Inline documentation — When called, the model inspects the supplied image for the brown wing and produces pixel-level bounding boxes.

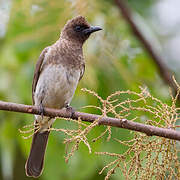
[79,62,85,81]
[32,47,49,104]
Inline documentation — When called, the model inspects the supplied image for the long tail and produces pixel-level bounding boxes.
[25,131,50,178]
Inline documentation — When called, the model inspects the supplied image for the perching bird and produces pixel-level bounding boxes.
[25,16,102,178]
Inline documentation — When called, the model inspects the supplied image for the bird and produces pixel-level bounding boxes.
[25,15,102,178]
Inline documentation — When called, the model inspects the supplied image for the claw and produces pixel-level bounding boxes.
[40,103,44,120]
[65,104,75,118]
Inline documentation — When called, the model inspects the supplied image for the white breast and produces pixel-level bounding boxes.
[34,64,80,109]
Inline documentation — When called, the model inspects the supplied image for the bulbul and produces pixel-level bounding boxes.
[25,16,102,178]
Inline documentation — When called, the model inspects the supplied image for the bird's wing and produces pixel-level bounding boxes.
[79,62,85,81]
[32,47,49,104]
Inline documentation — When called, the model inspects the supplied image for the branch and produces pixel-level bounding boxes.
[114,0,177,91]
[0,100,180,141]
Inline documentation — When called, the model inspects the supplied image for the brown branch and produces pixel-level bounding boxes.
[0,100,180,141]
[114,0,177,91]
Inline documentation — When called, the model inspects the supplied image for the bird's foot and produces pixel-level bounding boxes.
[65,105,75,119]
[39,103,44,120]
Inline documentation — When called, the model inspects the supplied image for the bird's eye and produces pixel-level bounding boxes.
[74,25,82,32]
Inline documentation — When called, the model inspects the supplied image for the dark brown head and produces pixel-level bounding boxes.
[60,16,102,44]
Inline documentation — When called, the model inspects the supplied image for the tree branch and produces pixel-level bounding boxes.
[0,100,180,141]
[114,0,177,91]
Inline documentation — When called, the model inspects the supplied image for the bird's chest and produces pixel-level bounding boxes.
[34,64,80,109]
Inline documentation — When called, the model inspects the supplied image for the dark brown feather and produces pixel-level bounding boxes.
[32,47,49,104]
[79,63,85,80]
[25,131,50,178]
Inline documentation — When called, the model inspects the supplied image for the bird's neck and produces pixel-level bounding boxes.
[52,38,84,68]
[59,37,83,49]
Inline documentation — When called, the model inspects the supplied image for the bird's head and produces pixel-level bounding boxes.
[60,16,102,44]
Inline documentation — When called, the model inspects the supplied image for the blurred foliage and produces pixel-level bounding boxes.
[0,0,179,180]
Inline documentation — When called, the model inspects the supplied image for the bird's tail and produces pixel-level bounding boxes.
[25,130,50,178]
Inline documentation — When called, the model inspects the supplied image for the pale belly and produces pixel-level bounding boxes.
[34,64,80,109]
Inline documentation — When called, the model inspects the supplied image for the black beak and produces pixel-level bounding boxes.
[83,26,102,35]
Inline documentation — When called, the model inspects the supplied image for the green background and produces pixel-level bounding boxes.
[0,0,179,179]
